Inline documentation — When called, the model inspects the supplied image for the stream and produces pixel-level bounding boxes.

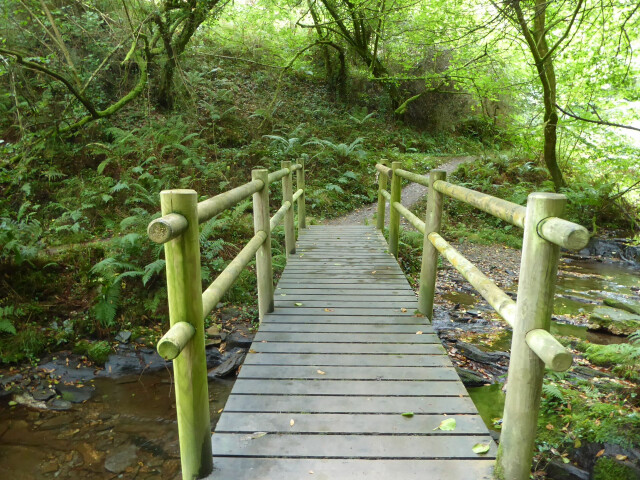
[0,256,638,478]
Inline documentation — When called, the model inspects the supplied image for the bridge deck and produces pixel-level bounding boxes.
[209,225,496,479]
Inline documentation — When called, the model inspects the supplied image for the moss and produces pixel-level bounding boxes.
[593,457,637,480]
[86,341,111,365]
[585,343,640,380]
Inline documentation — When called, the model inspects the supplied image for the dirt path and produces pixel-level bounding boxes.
[325,155,476,226]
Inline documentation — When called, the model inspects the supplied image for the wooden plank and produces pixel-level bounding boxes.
[249,342,445,354]
[215,412,487,434]
[276,280,411,286]
[244,353,450,367]
[258,324,432,334]
[236,365,458,380]
[211,433,497,458]
[263,308,417,317]
[275,289,415,296]
[230,378,465,396]
[253,332,438,343]
[206,458,495,480]
[223,394,480,414]
[274,294,418,301]
[274,300,417,308]
[260,315,426,324]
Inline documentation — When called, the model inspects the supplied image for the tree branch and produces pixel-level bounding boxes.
[555,104,640,133]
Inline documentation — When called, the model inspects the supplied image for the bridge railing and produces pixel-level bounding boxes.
[146,160,306,480]
[375,161,589,480]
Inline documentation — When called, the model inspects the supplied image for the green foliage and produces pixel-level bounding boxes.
[593,457,638,480]
[584,343,640,380]
[0,306,22,335]
[87,341,112,365]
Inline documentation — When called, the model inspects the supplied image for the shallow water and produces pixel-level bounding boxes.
[0,371,233,479]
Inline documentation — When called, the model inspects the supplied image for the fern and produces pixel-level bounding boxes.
[93,282,121,328]
[0,318,17,335]
[542,382,565,403]
[143,259,166,286]
[629,330,640,345]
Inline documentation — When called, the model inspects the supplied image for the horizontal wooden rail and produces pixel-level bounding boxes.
[393,201,425,234]
[428,232,517,326]
[270,201,291,230]
[148,180,264,243]
[395,168,429,187]
[375,163,392,178]
[381,189,391,201]
[157,321,196,360]
[538,216,589,250]
[268,164,300,184]
[526,329,573,371]
[434,180,526,227]
[292,188,303,203]
[201,231,267,318]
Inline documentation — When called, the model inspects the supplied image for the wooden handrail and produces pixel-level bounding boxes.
[148,160,306,479]
[375,165,590,480]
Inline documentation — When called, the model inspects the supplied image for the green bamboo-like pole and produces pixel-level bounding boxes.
[157,321,196,360]
[160,189,212,480]
[497,193,566,480]
[252,169,274,321]
[282,161,296,256]
[376,161,389,230]
[296,158,306,232]
[388,161,402,257]
[418,170,446,318]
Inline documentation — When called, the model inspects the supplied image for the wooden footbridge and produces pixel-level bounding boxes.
[147,160,589,480]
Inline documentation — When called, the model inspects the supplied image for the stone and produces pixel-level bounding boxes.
[32,388,56,401]
[104,443,138,474]
[115,330,132,343]
[454,341,510,365]
[47,398,72,411]
[603,297,640,316]
[207,348,246,378]
[455,367,490,387]
[588,306,640,336]
[101,355,143,377]
[206,324,221,338]
[55,384,95,403]
[545,459,589,480]
[226,331,254,349]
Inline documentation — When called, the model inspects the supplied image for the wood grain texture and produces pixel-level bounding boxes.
[208,226,495,478]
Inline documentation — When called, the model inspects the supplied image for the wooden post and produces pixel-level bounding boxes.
[282,160,296,256]
[376,160,388,230]
[160,189,212,480]
[497,193,566,480]
[388,161,402,258]
[418,170,446,319]
[296,157,306,232]
[252,169,274,321]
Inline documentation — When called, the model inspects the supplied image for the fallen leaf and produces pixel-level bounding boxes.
[290,419,295,427]
[401,412,414,417]
[472,443,491,455]
[309,471,314,475]
[596,449,605,458]
[546,424,554,431]
[8,401,17,406]
[401,308,408,313]
[433,418,457,431]
[249,432,267,439]
[324,308,334,312]
[317,370,326,375]
[295,303,303,306]
[280,294,287,296]
[416,331,423,335]
[616,454,628,461]
[249,349,257,354]
[218,408,224,413]
[371,271,377,274]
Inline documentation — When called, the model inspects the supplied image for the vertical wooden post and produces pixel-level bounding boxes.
[418,170,446,319]
[296,157,306,232]
[497,193,566,480]
[282,160,296,256]
[160,189,212,480]
[376,160,388,231]
[388,161,402,258]
[252,169,274,321]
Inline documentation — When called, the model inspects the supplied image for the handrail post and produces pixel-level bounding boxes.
[282,160,296,256]
[160,189,212,480]
[296,157,306,232]
[418,170,446,319]
[388,161,402,257]
[252,169,274,321]
[376,159,388,230]
[497,193,566,480]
